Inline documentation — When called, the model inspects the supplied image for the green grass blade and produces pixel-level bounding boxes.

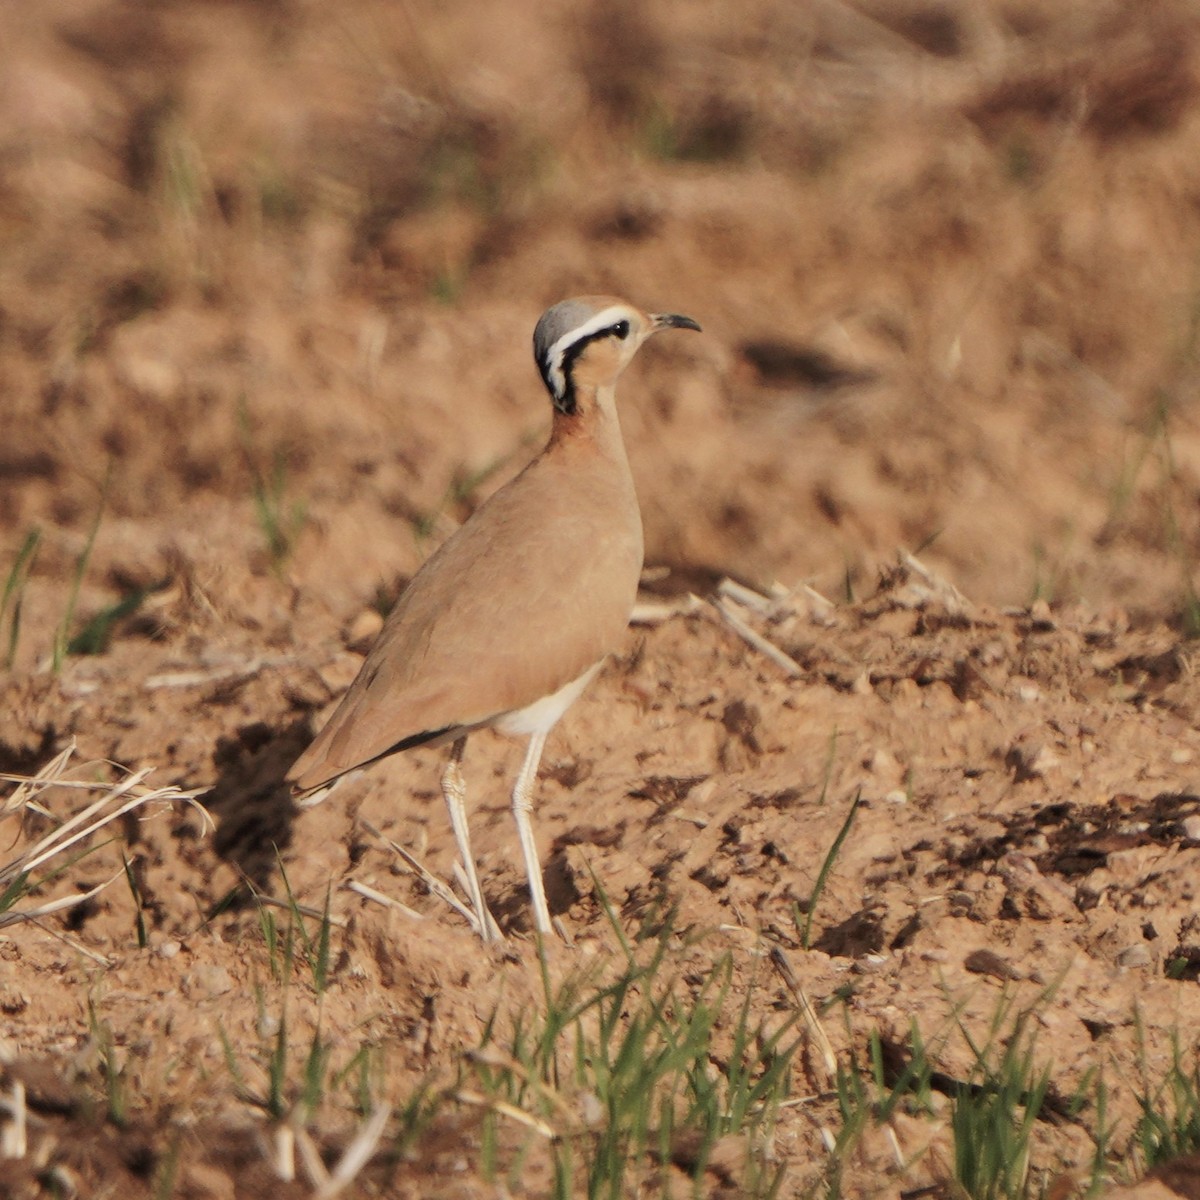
[2,527,40,669]
[802,787,862,949]
[121,853,148,949]
[54,468,111,673]
[67,586,150,656]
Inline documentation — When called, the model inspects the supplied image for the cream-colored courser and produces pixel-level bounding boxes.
[288,296,701,940]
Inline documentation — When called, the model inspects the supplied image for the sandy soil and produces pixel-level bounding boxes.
[5,0,1200,1196]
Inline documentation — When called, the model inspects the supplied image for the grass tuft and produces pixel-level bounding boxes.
[0,742,211,929]
[1135,1033,1200,1168]
[464,912,798,1198]
[950,1012,1051,1200]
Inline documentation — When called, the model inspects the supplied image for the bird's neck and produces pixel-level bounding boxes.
[548,382,629,461]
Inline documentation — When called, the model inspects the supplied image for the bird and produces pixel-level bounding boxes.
[288,295,701,940]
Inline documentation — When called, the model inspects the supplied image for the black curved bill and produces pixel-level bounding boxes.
[651,312,702,333]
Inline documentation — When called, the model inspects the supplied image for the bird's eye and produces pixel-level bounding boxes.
[611,320,630,340]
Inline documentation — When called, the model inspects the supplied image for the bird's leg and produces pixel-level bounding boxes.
[441,736,499,942]
[511,729,553,936]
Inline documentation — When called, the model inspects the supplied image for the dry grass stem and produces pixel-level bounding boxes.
[273,1124,295,1182]
[630,595,703,625]
[313,1106,392,1200]
[143,657,290,690]
[450,1088,557,1139]
[716,577,776,613]
[800,585,837,625]
[359,817,485,934]
[769,946,836,1084]
[0,868,125,931]
[465,1047,577,1121]
[0,1080,27,1159]
[709,598,804,678]
[1,743,211,928]
[294,1125,329,1191]
[29,920,114,966]
[0,742,76,820]
[343,878,423,920]
[250,890,348,928]
[451,862,503,940]
[897,551,973,615]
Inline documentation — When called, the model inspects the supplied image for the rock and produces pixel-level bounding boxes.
[964,947,1025,981]
[345,607,384,653]
[1116,944,1153,969]
[187,964,234,998]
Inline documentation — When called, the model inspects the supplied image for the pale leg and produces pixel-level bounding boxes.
[442,736,498,942]
[511,729,553,936]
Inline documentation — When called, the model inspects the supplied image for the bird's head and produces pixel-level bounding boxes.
[533,296,701,416]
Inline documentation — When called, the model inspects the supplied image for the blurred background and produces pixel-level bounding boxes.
[5,0,1200,667]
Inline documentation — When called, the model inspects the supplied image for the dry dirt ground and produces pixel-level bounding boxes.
[5,1,1200,1196]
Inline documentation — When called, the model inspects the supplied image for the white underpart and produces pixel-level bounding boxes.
[545,305,632,399]
[494,660,604,737]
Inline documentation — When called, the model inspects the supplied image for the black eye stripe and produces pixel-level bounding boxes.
[543,317,634,415]
[564,321,631,365]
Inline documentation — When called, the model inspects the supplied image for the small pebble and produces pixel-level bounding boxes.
[964,948,1023,981]
[1116,944,1152,969]
[190,964,234,997]
[578,1091,604,1127]
[345,608,384,653]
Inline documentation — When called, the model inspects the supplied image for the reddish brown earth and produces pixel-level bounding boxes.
[5,1,1200,1196]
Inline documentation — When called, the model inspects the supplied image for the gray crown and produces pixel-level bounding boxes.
[533,299,600,383]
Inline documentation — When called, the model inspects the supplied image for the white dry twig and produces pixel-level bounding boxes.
[273,1123,296,1182]
[344,879,423,921]
[0,870,125,931]
[896,550,972,615]
[0,1080,27,1159]
[716,577,775,613]
[629,594,704,625]
[709,598,804,678]
[250,891,348,929]
[314,1105,392,1199]
[451,863,503,941]
[769,945,837,1085]
[143,652,299,691]
[450,1088,556,1139]
[358,818,484,936]
[294,1125,329,1190]
[0,741,75,820]
[800,584,837,625]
